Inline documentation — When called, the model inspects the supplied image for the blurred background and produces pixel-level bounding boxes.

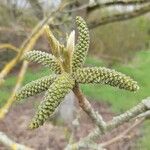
[0,0,150,149]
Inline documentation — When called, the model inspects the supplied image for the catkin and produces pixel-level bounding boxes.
[73,67,139,91]
[15,75,56,101]
[72,16,90,70]
[29,73,75,129]
[24,50,61,73]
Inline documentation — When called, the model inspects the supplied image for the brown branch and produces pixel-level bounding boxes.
[73,84,106,132]
[87,0,150,13]
[89,3,150,29]
[63,0,149,13]
[63,0,149,14]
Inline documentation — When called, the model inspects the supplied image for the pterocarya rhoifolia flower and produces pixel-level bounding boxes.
[15,16,139,129]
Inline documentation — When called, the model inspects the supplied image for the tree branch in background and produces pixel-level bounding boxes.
[0,27,44,87]
[64,0,149,13]
[63,1,150,29]
[87,0,150,13]
[0,43,19,53]
[0,10,57,87]
[89,3,150,29]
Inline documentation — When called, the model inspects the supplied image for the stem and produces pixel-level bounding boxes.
[73,84,106,132]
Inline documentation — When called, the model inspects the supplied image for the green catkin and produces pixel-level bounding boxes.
[17,16,139,129]
[73,67,139,91]
[29,73,75,129]
[24,50,61,73]
[15,75,56,101]
[72,16,90,70]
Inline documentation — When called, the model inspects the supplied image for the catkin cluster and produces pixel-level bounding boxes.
[16,16,139,129]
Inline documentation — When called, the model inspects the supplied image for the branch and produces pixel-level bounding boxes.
[63,0,149,13]
[0,131,33,150]
[65,97,150,149]
[96,108,150,148]
[0,30,43,87]
[73,84,106,132]
[136,110,150,119]
[87,0,150,13]
[84,97,150,141]
[0,44,19,52]
[107,98,150,129]
[89,3,150,29]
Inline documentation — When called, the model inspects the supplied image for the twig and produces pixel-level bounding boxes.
[65,97,150,149]
[84,97,150,141]
[0,44,19,52]
[107,98,150,129]
[0,29,43,87]
[0,131,33,150]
